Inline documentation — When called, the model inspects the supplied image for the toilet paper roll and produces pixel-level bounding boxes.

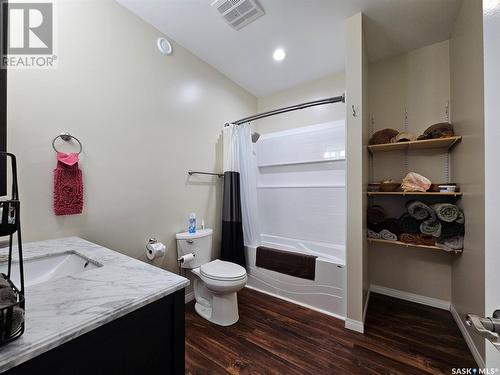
[178,253,195,264]
[146,242,166,260]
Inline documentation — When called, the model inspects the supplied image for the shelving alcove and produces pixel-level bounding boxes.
[367,136,463,253]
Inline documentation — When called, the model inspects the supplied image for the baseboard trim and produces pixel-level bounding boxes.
[185,291,194,304]
[345,318,364,333]
[369,284,451,310]
[450,304,485,368]
[244,285,345,321]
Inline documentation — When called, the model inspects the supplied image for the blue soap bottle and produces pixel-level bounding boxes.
[188,213,196,234]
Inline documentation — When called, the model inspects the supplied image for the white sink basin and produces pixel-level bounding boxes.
[0,252,102,288]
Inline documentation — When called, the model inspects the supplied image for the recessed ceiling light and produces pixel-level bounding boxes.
[273,48,286,62]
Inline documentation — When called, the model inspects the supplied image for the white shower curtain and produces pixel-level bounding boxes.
[220,123,259,266]
[238,123,260,247]
[221,124,245,267]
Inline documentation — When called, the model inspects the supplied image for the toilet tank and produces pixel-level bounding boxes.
[175,228,213,269]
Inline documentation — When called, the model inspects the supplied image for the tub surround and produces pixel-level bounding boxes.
[0,237,189,373]
[245,244,345,319]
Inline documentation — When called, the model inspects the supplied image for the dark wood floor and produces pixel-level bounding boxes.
[185,288,476,374]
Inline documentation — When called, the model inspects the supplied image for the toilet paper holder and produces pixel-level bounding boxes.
[178,253,196,264]
[177,253,196,275]
[146,238,166,260]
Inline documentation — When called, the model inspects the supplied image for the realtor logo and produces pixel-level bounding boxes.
[1,1,57,68]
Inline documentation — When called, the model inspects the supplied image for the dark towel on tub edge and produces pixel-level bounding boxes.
[256,246,317,280]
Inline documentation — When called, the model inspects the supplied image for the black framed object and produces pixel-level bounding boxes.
[0,0,7,196]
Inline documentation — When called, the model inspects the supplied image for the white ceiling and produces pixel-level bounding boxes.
[117,0,462,97]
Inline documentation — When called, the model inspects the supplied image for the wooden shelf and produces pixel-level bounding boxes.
[367,191,462,197]
[368,136,462,154]
[368,238,461,253]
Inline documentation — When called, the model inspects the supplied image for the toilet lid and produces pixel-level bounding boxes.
[200,259,246,281]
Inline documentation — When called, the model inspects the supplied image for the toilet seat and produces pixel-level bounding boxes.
[200,259,246,281]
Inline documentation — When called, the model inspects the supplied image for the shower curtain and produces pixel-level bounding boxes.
[221,124,245,267]
[238,124,260,247]
[221,123,259,268]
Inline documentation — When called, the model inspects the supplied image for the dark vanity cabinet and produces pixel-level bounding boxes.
[5,289,185,375]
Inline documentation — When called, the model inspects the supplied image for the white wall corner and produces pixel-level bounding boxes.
[450,304,485,368]
[363,289,371,323]
[345,318,364,333]
[369,284,451,310]
[185,291,195,304]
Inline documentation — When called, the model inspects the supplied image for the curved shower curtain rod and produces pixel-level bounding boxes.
[225,93,346,126]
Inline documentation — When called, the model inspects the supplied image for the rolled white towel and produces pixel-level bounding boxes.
[368,229,381,239]
[379,229,397,241]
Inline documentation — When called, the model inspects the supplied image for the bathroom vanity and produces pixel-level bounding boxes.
[0,237,188,374]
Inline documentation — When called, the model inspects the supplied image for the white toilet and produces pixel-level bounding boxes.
[176,228,247,326]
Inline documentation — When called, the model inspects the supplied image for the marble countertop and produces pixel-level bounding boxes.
[0,237,189,372]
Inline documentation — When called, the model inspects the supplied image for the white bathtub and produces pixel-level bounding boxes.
[245,235,345,319]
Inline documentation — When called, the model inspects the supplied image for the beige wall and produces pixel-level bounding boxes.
[7,0,256,273]
[368,41,453,302]
[450,0,485,359]
[255,73,345,134]
[345,12,369,328]
[362,22,370,315]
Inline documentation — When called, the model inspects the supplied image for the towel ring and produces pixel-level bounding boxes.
[52,133,83,155]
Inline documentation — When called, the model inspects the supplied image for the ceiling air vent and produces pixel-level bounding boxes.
[211,0,265,30]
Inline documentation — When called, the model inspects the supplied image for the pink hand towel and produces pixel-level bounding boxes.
[53,152,83,216]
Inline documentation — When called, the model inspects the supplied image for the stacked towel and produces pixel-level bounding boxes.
[420,219,442,238]
[407,201,435,220]
[380,229,397,241]
[398,213,421,234]
[436,236,464,252]
[379,218,401,236]
[367,229,381,239]
[399,233,437,246]
[367,202,465,251]
[432,203,459,222]
[441,221,465,237]
[418,235,438,247]
[367,205,386,225]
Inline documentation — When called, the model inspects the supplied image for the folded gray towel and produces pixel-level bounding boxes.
[436,235,464,252]
[420,220,442,238]
[407,201,435,221]
[379,229,397,241]
[432,203,459,222]
[367,229,381,239]
[456,210,465,224]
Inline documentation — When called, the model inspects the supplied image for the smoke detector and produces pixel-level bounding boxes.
[211,0,265,30]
